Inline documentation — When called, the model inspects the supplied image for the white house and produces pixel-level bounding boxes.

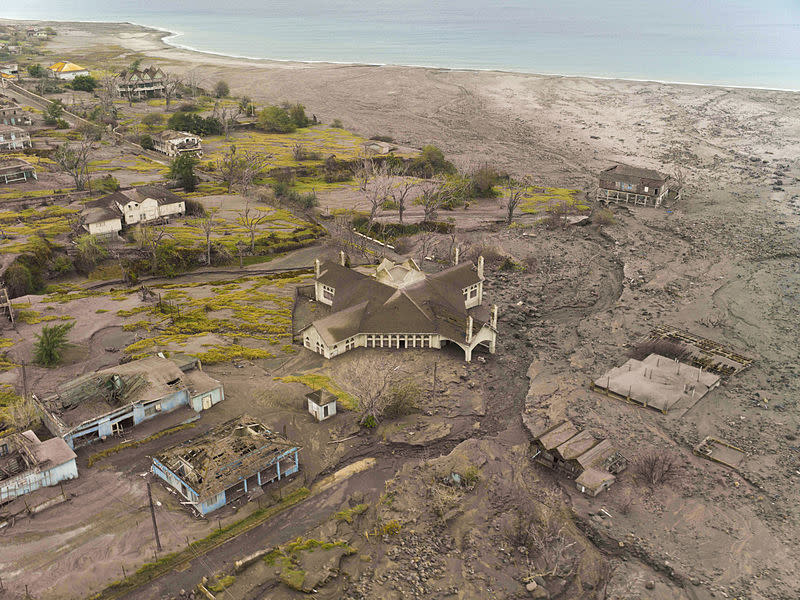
[299,254,498,362]
[0,430,78,503]
[81,185,185,235]
[152,129,203,158]
[47,61,89,81]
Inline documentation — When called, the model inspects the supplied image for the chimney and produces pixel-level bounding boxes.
[477,255,484,279]
[339,250,346,267]
[491,304,498,329]
[466,316,473,344]
[314,258,320,278]
[454,247,460,266]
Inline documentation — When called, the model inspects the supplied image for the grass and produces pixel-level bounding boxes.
[268,537,356,591]
[87,422,197,467]
[91,487,311,600]
[335,503,368,524]
[275,373,357,410]
[119,271,311,363]
[501,185,588,215]
[0,205,80,254]
[15,309,74,325]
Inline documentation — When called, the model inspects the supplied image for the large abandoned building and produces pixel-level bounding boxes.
[0,430,77,503]
[115,65,166,99]
[299,256,498,362]
[596,164,681,207]
[152,415,301,515]
[35,355,223,449]
[0,124,31,152]
[0,157,36,185]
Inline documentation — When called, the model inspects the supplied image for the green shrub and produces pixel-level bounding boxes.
[258,105,296,133]
[139,134,154,150]
[4,263,34,298]
[33,321,75,366]
[409,145,456,177]
[169,154,199,192]
[287,103,309,128]
[213,80,230,98]
[70,74,97,92]
[331,118,344,128]
[167,112,222,135]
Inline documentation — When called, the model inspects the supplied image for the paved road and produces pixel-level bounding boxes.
[122,463,395,599]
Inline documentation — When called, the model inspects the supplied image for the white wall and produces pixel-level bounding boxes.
[87,218,122,236]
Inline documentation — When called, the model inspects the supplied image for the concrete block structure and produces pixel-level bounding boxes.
[306,389,337,421]
[152,415,300,515]
[0,157,36,184]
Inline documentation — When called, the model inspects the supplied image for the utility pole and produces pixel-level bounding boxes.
[432,362,438,399]
[21,361,28,401]
[147,482,162,551]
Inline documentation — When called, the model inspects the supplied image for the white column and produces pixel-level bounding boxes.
[467,316,473,344]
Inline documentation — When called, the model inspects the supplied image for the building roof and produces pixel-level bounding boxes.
[575,468,615,491]
[306,389,337,406]
[600,164,668,183]
[0,124,25,135]
[306,259,488,347]
[154,129,199,142]
[155,415,299,500]
[83,185,184,223]
[117,66,165,82]
[0,157,35,175]
[48,61,87,74]
[538,420,580,451]
[555,429,598,461]
[42,356,220,430]
[5,430,76,474]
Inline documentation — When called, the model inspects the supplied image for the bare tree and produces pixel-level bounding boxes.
[388,163,416,224]
[417,178,447,222]
[216,146,271,195]
[237,203,268,253]
[97,75,118,115]
[364,162,392,229]
[633,449,678,486]
[339,356,407,426]
[52,139,93,191]
[184,68,202,98]
[195,208,219,266]
[162,72,182,110]
[504,178,527,225]
[135,223,168,272]
[213,100,242,139]
[416,230,437,266]
[351,155,373,193]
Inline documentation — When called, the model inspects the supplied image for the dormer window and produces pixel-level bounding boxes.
[322,285,335,301]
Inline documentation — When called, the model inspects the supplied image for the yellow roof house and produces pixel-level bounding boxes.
[48,61,89,80]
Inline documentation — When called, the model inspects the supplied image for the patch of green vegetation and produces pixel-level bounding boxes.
[335,503,368,524]
[208,575,236,593]
[275,373,357,410]
[15,309,73,325]
[196,344,275,364]
[509,185,586,215]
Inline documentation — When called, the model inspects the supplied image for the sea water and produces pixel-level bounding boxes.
[3,0,800,90]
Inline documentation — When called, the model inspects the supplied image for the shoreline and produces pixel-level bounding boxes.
[3,16,798,93]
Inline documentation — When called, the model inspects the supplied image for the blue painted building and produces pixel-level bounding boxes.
[0,431,78,503]
[152,415,300,515]
[35,355,224,449]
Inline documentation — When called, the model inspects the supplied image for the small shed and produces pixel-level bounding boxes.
[306,389,337,421]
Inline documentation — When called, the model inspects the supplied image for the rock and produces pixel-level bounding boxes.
[645,580,655,590]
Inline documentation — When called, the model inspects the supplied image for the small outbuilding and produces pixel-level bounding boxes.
[47,61,89,80]
[306,389,337,421]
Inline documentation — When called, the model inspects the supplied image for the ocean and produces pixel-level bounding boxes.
[3,0,800,90]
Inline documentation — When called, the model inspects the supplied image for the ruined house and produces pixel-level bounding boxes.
[115,65,166,99]
[152,129,203,158]
[0,124,31,151]
[152,415,300,515]
[81,185,186,236]
[530,419,626,496]
[0,157,36,185]
[596,164,681,207]
[0,430,77,503]
[299,255,498,362]
[0,101,32,126]
[34,355,223,449]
